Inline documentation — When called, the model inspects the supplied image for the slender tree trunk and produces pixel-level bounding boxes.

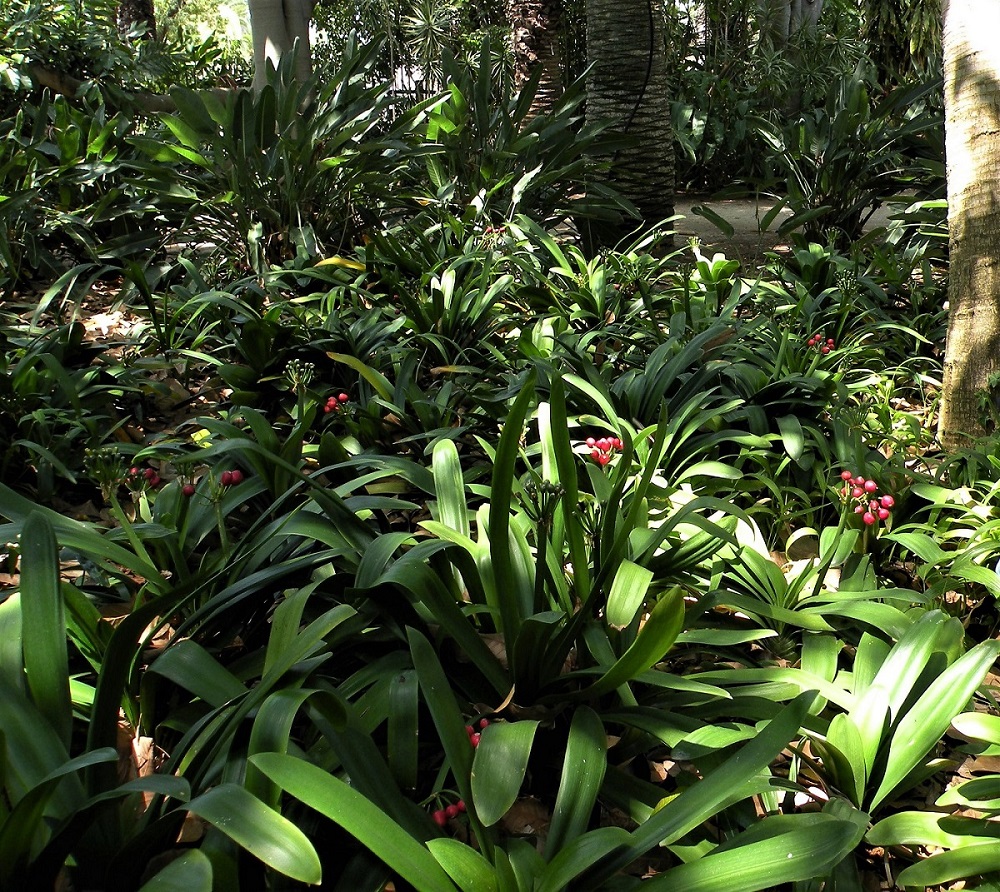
[939,0,1000,447]
[585,0,674,245]
[117,0,156,38]
[506,0,564,117]
[247,0,313,91]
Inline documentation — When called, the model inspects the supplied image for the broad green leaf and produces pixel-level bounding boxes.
[776,414,804,462]
[868,811,1000,849]
[896,842,1000,887]
[870,638,1000,810]
[472,720,539,826]
[19,512,71,746]
[432,439,470,539]
[606,561,654,630]
[641,814,858,891]
[537,827,630,892]
[938,776,1000,810]
[185,782,321,884]
[545,707,607,860]
[584,586,684,698]
[138,850,213,891]
[250,753,457,892]
[147,640,245,708]
[427,838,498,892]
[579,693,815,889]
[823,712,867,806]
[952,711,1000,746]
[388,670,420,792]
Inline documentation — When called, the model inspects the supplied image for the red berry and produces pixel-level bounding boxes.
[878,508,890,520]
[854,505,864,514]
[229,469,244,485]
[853,476,865,486]
[827,338,835,346]
[597,454,610,466]
[465,725,475,736]
[591,449,601,461]
[864,480,878,493]
[880,495,895,508]
[840,470,852,481]
[863,512,876,525]
[470,733,481,746]
[851,487,863,499]
[479,718,490,729]
[821,346,830,354]
[597,438,609,449]
[182,483,196,497]
[432,809,448,827]
[586,437,596,447]
[456,800,466,813]
[129,466,140,477]
[143,468,155,480]
[612,438,623,450]
[148,475,161,488]
[445,804,460,819]
[338,393,349,403]
[221,470,233,486]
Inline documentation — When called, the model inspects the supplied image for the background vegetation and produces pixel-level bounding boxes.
[0,1,992,891]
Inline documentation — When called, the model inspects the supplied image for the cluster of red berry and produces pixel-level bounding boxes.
[323,392,350,413]
[220,469,244,487]
[465,718,490,747]
[431,800,467,827]
[840,470,895,526]
[127,466,161,488]
[586,436,623,466]
[807,333,836,354]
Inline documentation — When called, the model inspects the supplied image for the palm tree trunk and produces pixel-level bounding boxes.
[506,0,565,117]
[585,0,674,245]
[938,0,1000,446]
[247,0,313,91]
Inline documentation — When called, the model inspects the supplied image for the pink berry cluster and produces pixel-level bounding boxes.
[324,392,350,413]
[839,470,895,526]
[586,436,623,466]
[127,466,161,488]
[465,717,490,747]
[432,800,467,827]
[808,333,836,354]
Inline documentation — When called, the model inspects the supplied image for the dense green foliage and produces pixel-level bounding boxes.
[0,6,993,892]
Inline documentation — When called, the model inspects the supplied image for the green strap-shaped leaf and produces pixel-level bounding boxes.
[952,711,1000,746]
[432,439,471,540]
[640,814,858,891]
[579,692,815,890]
[537,827,630,892]
[870,638,1000,810]
[867,811,1000,849]
[605,561,654,630]
[427,837,498,892]
[19,512,71,746]
[249,753,457,892]
[138,850,213,892]
[584,587,684,698]
[146,639,246,708]
[896,842,1000,888]
[471,720,539,826]
[544,707,607,860]
[184,782,321,885]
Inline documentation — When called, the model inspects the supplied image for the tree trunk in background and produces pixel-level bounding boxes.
[506,0,564,117]
[759,0,824,45]
[117,0,156,38]
[585,0,674,246]
[247,0,313,91]
[939,0,1000,447]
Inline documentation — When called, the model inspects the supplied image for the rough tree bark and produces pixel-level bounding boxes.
[585,0,674,245]
[117,0,156,38]
[938,0,1000,447]
[506,0,564,117]
[246,0,313,91]
[759,0,825,46]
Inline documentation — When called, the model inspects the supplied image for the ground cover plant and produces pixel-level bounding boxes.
[3,18,999,892]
